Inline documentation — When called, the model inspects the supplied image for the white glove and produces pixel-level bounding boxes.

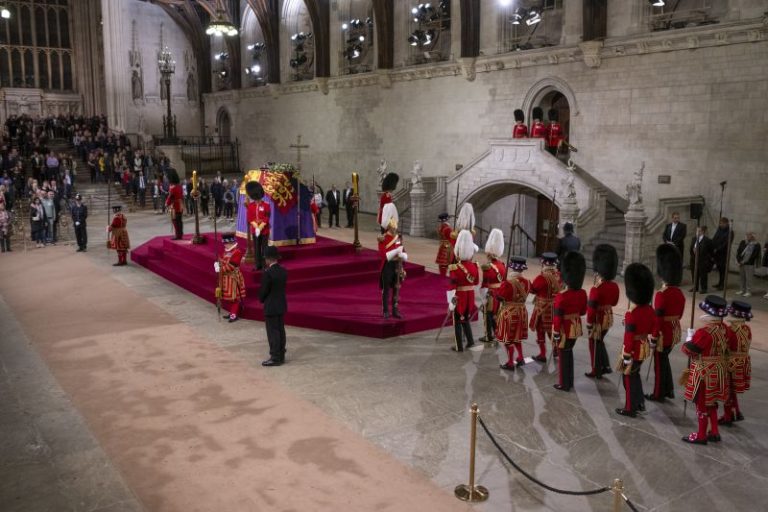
[686,328,695,342]
[75,221,80,226]
[400,252,408,262]
[255,228,261,237]
[213,262,220,273]
[386,246,403,261]
[447,290,456,311]
[623,355,632,365]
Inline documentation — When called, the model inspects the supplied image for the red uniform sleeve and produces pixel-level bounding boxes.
[682,328,708,356]
[579,289,587,316]
[623,311,635,356]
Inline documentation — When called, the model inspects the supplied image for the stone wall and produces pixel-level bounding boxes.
[203,15,768,244]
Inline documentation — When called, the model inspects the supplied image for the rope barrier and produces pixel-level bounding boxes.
[622,494,641,512]
[477,416,610,496]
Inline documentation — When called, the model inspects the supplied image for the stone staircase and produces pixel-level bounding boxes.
[582,202,626,269]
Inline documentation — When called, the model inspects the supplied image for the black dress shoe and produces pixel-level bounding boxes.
[383,311,390,319]
[533,355,547,363]
[638,404,646,412]
[616,408,637,418]
[707,433,722,442]
[735,412,745,421]
[553,384,570,392]
[602,368,613,375]
[500,363,515,371]
[112,262,121,266]
[585,371,597,379]
[450,347,464,352]
[261,359,283,367]
[392,310,402,319]
[666,392,675,399]
[682,434,707,445]
[76,248,83,252]
[466,341,475,348]
[223,314,231,319]
[516,359,525,367]
[645,394,664,402]
[228,316,239,323]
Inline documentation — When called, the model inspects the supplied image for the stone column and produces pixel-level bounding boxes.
[560,0,583,46]
[409,181,426,237]
[101,0,129,131]
[622,206,647,272]
[558,196,580,235]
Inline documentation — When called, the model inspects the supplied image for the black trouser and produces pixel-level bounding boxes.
[691,266,708,292]
[557,338,576,389]
[138,188,146,207]
[453,309,474,351]
[622,361,645,412]
[172,212,183,238]
[381,261,400,315]
[254,234,268,270]
[345,204,354,227]
[652,347,674,399]
[328,206,339,227]
[484,310,495,341]
[589,334,611,376]
[0,233,10,252]
[714,259,726,287]
[214,198,223,217]
[75,222,87,249]
[265,314,286,361]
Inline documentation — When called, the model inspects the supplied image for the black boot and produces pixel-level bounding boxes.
[391,288,402,319]
[382,288,390,319]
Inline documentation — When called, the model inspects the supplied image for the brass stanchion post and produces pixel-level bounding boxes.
[454,403,489,502]
[611,478,624,512]
[352,172,361,252]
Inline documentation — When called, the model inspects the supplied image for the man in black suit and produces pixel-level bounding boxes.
[325,185,341,228]
[689,225,713,293]
[662,211,687,255]
[711,217,734,290]
[556,222,581,262]
[259,246,288,366]
[342,181,354,228]
[71,193,88,252]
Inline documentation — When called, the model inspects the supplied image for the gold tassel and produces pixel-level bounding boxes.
[678,368,690,387]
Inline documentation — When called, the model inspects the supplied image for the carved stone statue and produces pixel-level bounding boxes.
[131,69,143,101]
[187,71,197,101]
[626,161,645,207]
[129,22,144,101]
[376,158,388,189]
[563,159,577,200]
[410,160,423,187]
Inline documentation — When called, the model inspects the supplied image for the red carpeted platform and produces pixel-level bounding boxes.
[131,234,449,338]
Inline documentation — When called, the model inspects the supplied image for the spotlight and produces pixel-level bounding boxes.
[408,33,420,46]
[498,0,512,6]
[412,7,418,14]
[649,0,665,6]
[359,35,365,42]
[511,8,526,24]
[526,9,541,26]
[342,22,348,30]
[1,7,10,19]
[251,64,261,74]
[247,44,255,50]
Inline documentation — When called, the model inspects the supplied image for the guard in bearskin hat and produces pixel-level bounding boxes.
[378,172,399,228]
[165,168,184,239]
[378,203,408,319]
[447,230,479,352]
[479,228,507,343]
[586,244,620,380]
[616,263,655,417]
[546,108,564,155]
[530,106,547,139]
[108,205,130,266]
[647,244,686,402]
[246,181,271,271]
[214,233,246,322]
[512,109,528,139]
[552,251,587,391]
[435,213,452,276]
[719,300,752,426]
[529,252,562,362]
[495,257,531,369]
[681,295,730,444]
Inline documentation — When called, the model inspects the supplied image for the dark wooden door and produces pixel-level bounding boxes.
[536,194,559,255]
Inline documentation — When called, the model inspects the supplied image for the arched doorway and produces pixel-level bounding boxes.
[521,77,578,157]
[539,90,570,144]
[465,182,559,257]
[217,108,231,142]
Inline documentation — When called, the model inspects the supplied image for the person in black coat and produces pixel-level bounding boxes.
[711,217,734,290]
[71,193,88,252]
[259,246,288,366]
[342,181,354,228]
[689,225,713,293]
[556,222,581,262]
[662,211,687,255]
[325,185,341,228]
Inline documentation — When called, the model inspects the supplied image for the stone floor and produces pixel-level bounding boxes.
[1,206,767,511]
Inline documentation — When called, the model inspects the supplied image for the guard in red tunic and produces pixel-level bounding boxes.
[108,205,130,266]
[681,295,730,444]
[246,181,271,271]
[512,109,528,138]
[552,251,587,391]
[616,263,655,417]
[378,203,408,319]
[377,173,399,229]
[495,257,531,370]
[530,106,547,139]
[719,300,752,426]
[447,230,479,352]
[215,232,246,323]
[647,244,686,402]
[165,168,184,239]
[435,212,453,276]
[479,228,506,343]
[546,109,564,155]
[529,252,562,362]
[586,244,620,380]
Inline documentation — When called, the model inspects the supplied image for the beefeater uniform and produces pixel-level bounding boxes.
[529,257,561,361]
[553,289,587,391]
[166,183,184,239]
[480,257,506,343]
[217,245,246,321]
[435,218,453,276]
[496,271,530,369]
[247,195,271,270]
[448,259,479,352]
[720,302,752,425]
[108,209,130,266]
[648,285,685,400]
[586,279,619,378]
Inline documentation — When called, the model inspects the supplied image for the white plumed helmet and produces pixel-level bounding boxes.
[454,229,475,261]
[456,203,475,231]
[485,228,504,258]
[380,203,399,230]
